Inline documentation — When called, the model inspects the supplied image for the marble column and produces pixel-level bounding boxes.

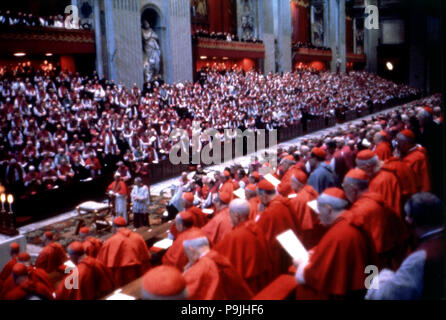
[167,0,193,84]
[364,0,378,73]
[93,0,104,78]
[329,0,346,73]
[103,0,117,81]
[262,0,276,74]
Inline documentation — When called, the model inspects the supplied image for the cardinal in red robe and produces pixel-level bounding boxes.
[256,179,296,278]
[244,184,260,221]
[356,150,402,216]
[183,236,253,300]
[382,156,417,208]
[288,171,326,249]
[277,156,301,197]
[201,191,233,246]
[373,131,392,161]
[55,242,114,300]
[163,210,208,271]
[295,189,376,300]
[3,263,54,300]
[397,130,431,192]
[342,169,410,269]
[79,227,102,258]
[214,199,274,294]
[35,232,68,274]
[97,217,151,288]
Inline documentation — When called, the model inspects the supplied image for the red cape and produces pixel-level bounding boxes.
[201,207,233,246]
[184,250,253,300]
[369,167,402,217]
[0,258,17,283]
[83,237,103,258]
[374,141,392,161]
[55,256,115,300]
[403,148,431,192]
[97,228,151,287]
[162,227,206,271]
[257,195,295,278]
[214,220,274,294]
[343,192,410,268]
[298,216,376,299]
[289,185,327,249]
[35,242,68,273]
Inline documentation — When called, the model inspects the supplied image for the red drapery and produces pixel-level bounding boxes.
[208,0,235,34]
[291,1,310,43]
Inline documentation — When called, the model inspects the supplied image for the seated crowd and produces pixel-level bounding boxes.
[0,94,443,300]
[0,10,92,30]
[192,28,263,43]
[292,41,331,51]
[0,62,419,201]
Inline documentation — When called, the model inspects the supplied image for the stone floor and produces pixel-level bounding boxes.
[0,105,403,256]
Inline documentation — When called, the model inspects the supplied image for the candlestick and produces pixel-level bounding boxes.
[0,193,5,212]
[7,194,13,213]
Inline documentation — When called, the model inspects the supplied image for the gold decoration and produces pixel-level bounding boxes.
[290,0,310,8]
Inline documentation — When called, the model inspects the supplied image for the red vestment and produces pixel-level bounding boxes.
[289,185,326,249]
[296,216,376,299]
[402,147,431,192]
[162,227,206,271]
[257,195,295,278]
[83,237,103,258]
[184,250,253,300]
[201,207,233,246]
[219,180,234,201]
[277,168,305,197]
[382,157,417,205]
[374,141,392,161]
[248,197,260,221]
[55,256,114,300]
[97,228,151,287]
[343,192,410,269]
[214,220,274,294]
[35,242,68,273]
[369,167,402,217]
[107,180,128,196]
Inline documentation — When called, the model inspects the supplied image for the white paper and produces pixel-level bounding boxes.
[64,260,76,269]
[106,292,136,300]
[202,209,214,215]
[263,174,281,188]
[233,188,246,200]
[276,229,308,262]
[153,238,173,250]
[288,193,297,199]
[307,200,320,214]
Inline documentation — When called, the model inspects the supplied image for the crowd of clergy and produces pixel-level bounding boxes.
[0,93,443,300]
[0,63,419,199]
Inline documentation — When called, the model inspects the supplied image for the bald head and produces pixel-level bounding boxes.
[229,199,251,227]
[183,237,210,265]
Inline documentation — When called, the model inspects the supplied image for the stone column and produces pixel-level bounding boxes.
[262,0,276,74]
[167,0,193,84]
[277,0,292,72]
[93,0,104,78]
[338,0,346,73]
[329,0,346,73]
[364,0,378,73]
[103,0,117,81]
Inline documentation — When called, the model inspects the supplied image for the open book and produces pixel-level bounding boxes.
[276,229,308,262]
[233,188,246,200]
[202,208,214,215]
[263,173,281,188]
[152,238,173,250]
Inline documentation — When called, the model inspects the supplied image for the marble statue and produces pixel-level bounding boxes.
[142,20,161,82]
